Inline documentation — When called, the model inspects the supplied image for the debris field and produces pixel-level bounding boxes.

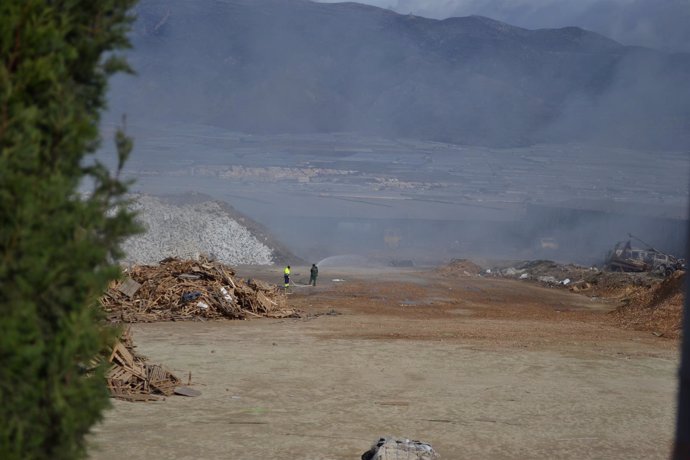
[100,257,297,323]
[99,257,299,401]
[441,259,686,338]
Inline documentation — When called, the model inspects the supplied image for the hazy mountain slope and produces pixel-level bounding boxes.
[108,0,690,149]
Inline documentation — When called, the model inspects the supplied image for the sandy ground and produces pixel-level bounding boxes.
[89,266,680,459]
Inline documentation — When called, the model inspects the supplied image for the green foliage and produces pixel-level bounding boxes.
[0,1,139,458]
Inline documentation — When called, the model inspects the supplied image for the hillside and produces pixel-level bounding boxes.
[108,0,690,149]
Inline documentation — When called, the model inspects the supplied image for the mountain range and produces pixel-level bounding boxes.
[108,0,690,149]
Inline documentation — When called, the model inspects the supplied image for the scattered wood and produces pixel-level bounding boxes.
[101,257,298,323]
[106,328,181,402]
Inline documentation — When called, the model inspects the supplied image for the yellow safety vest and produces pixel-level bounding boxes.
[284,267,290,275]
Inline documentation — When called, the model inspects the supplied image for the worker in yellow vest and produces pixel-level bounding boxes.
[283,265,291,290]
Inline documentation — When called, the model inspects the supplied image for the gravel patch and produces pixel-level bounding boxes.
[122,195,274,265]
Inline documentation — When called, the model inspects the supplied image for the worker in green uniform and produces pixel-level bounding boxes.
[309,264,319,286]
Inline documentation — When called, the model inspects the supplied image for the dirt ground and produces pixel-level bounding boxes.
[89,265,680,460]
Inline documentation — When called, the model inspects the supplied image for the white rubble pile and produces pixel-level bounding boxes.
[122,195,274,265]
[362,438,439,460]
[488,260,601,288]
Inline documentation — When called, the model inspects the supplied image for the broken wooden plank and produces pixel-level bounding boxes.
[109,342,135,368]
[117,277,142,298]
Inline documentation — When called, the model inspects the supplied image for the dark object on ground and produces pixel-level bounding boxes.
[390,260,414,268]
[362,437,439,460]
[181,291,202,303]
[174,387,202,397]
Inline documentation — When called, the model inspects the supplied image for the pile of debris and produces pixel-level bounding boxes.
[611,271,685,338]
[362,437,439,460]
[481,259,662,296]
[439,258,685,338]
[484,260,597,286]
[106,329,182,401]
[577,270,657,298]
[480,259,685,338]
[437,258,483,276]
[101,257,297,322]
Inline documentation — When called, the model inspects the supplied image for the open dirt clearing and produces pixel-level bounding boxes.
[89,266,679,459]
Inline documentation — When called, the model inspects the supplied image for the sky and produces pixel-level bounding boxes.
[317,0,690,53]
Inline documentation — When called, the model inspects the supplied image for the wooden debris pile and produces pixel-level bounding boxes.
[106,329,181,401]
[101,257,296,322]
[611,270,685,339]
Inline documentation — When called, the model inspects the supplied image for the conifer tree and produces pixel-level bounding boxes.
[0,1,139,458]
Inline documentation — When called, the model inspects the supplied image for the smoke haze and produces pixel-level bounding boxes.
[104,0,690,265]
[109,0,690,149]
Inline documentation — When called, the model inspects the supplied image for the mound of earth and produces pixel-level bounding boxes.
[580,271,657,298]
[437,258,483,276]
[122,194,298,266]
[611,271,685,339]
